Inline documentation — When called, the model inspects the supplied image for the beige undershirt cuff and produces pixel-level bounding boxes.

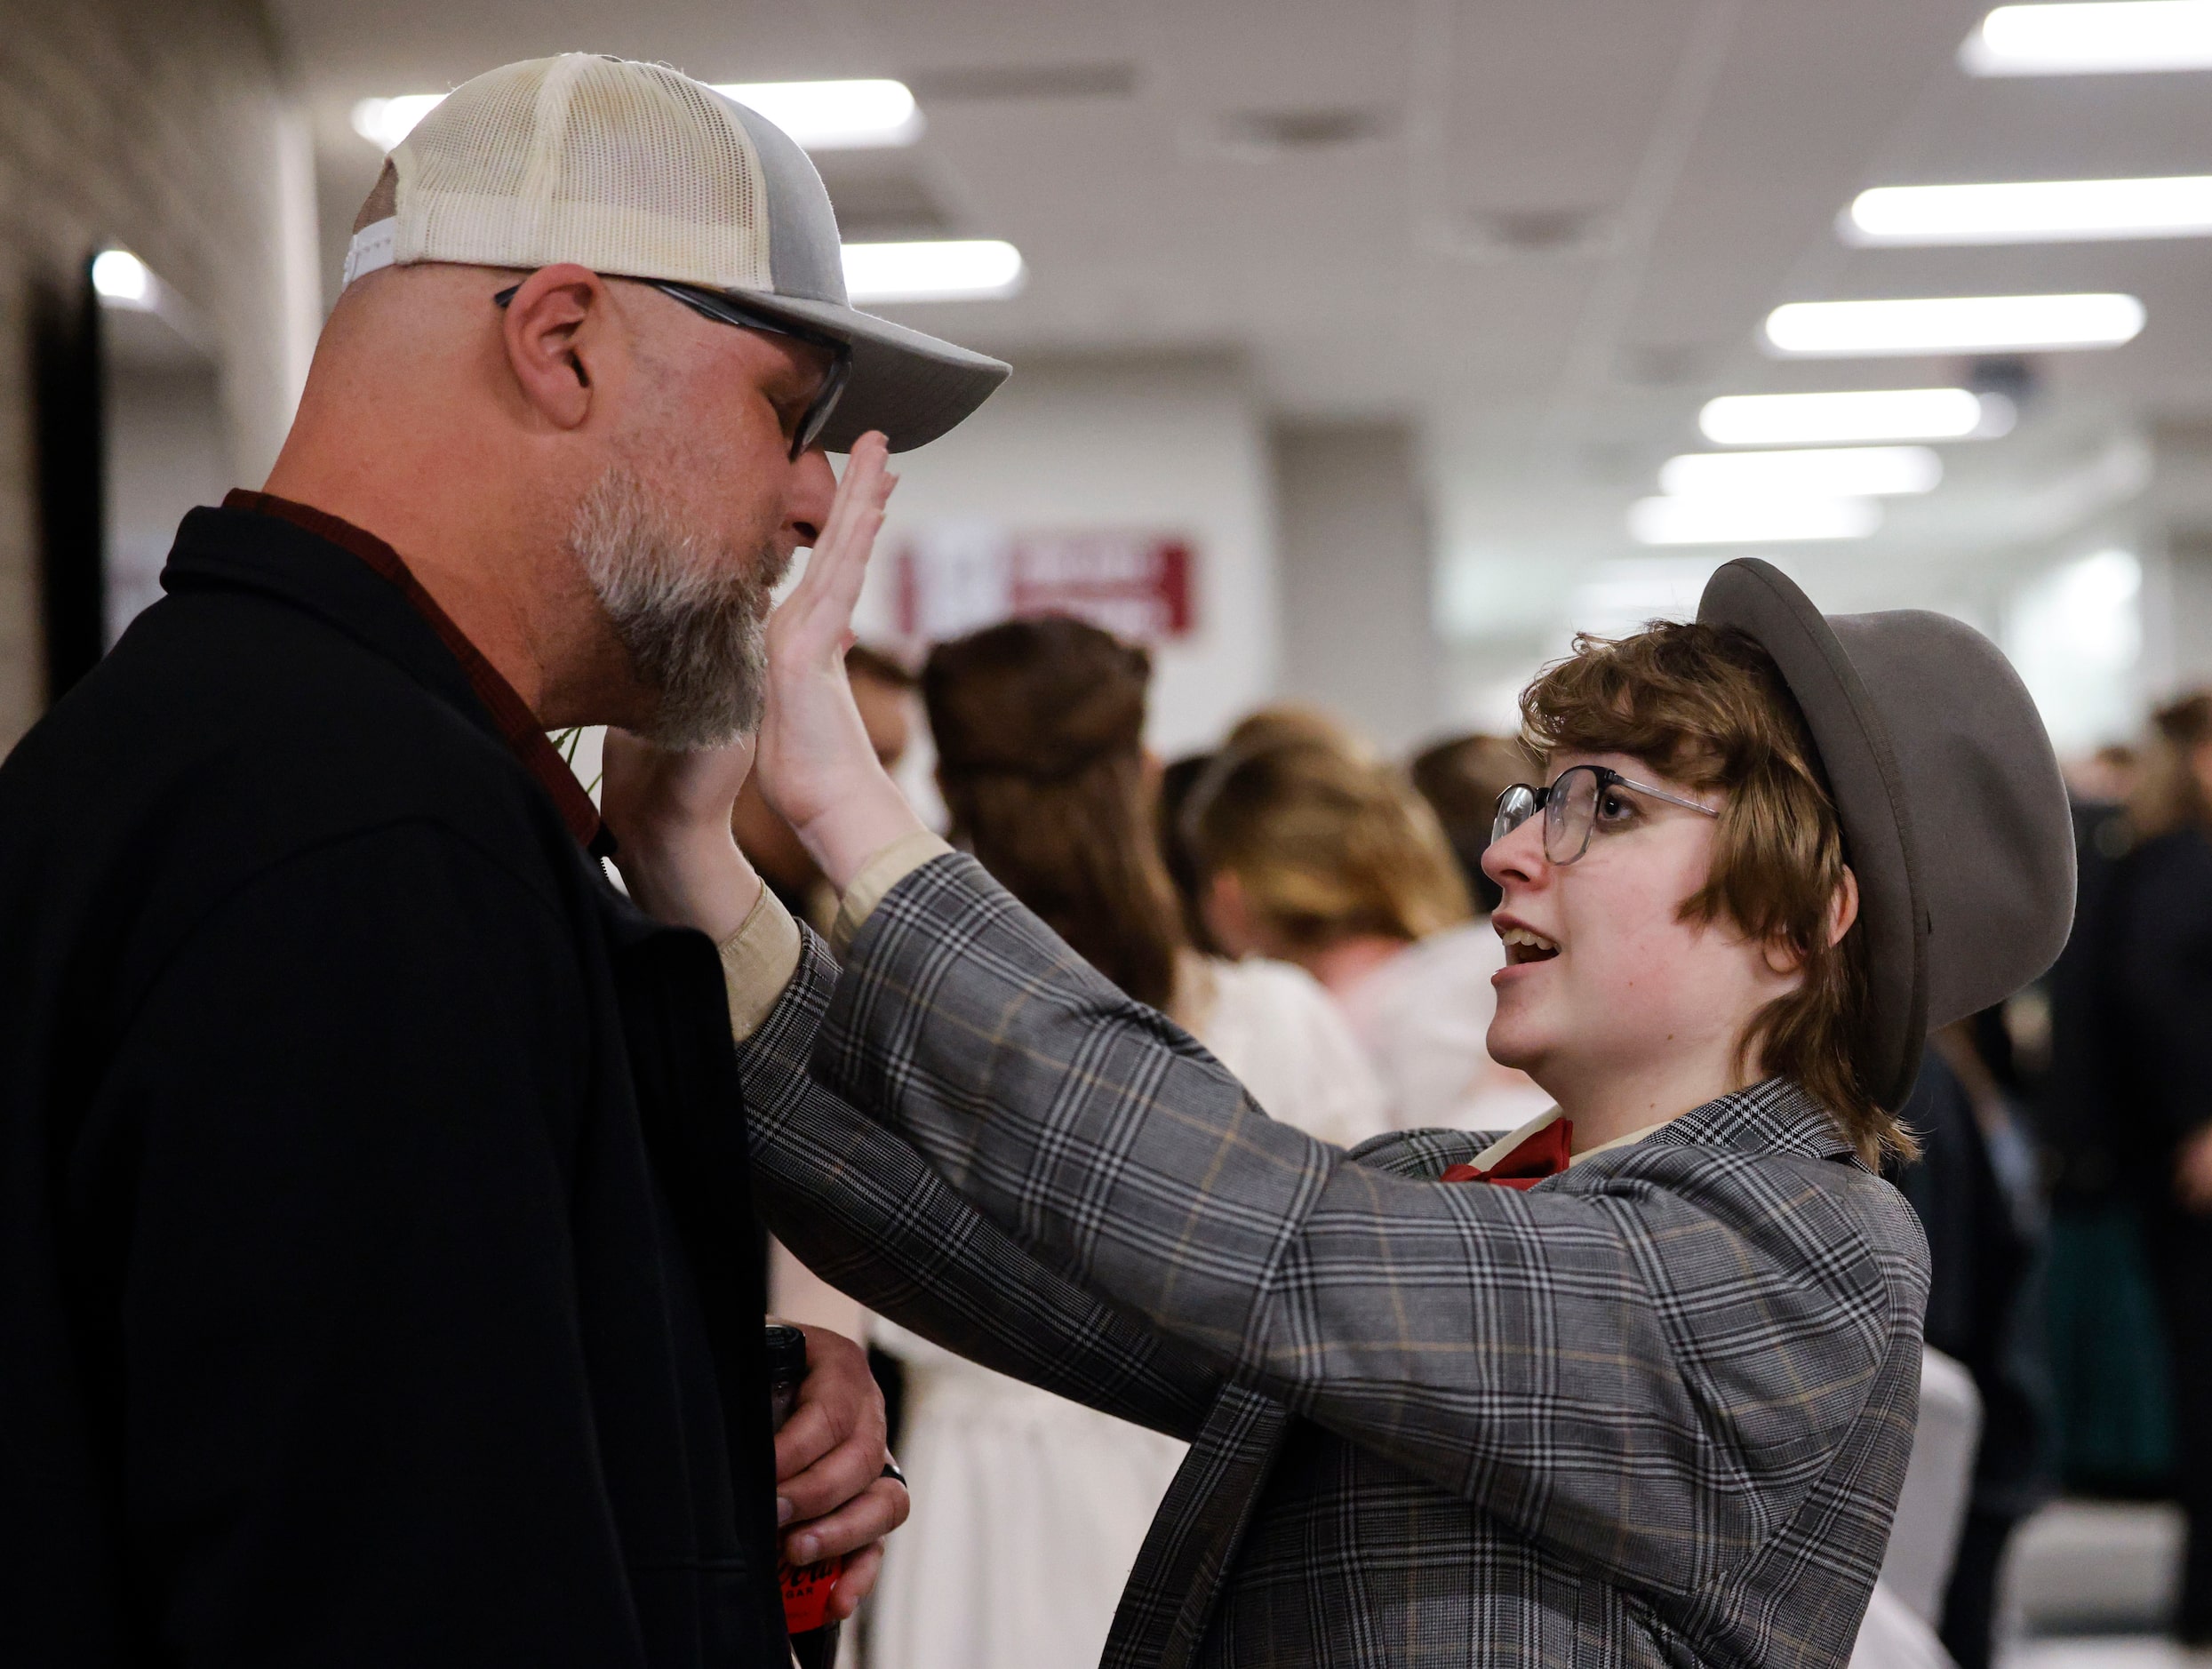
[715,882,803,1043]
[830,830,954,956]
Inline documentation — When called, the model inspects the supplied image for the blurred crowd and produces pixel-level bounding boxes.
[751,621,2212,1669]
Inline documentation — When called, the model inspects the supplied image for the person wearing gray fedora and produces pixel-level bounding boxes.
[603,533,2076,1668]
[1695,557,2078,1121]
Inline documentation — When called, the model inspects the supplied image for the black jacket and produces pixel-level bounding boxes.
[2106,826,2212,1158]
[0,504,787,1665]
[2028,799,2131,1200]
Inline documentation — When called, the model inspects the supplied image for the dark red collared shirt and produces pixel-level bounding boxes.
[222,490,609,856]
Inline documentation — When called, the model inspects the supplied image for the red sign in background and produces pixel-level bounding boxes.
[894,528,1195,646]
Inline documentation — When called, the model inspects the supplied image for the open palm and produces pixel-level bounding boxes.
[756,432,925,887]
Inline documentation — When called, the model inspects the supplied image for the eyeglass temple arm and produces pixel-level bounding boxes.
[1617,775,1721,819]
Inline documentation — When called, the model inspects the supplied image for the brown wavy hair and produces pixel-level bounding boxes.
[1518,621,1908,1165]
[1187,737,1472,951]
[923,616,1186,1010]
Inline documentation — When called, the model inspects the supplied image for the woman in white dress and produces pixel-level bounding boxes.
[867,619,1386,1669]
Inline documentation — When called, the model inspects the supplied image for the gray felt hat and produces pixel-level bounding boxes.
[339,54,1010,453]
[1697,558,2076,1110]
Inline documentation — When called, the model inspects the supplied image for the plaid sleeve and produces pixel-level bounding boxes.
[819,854,1929,1596]
[739,922,1218,1440]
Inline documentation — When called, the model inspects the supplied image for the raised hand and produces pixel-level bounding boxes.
[755,432,927,890]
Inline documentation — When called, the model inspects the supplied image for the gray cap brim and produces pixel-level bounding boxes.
[711,93,1010,452]
[723,290,1010,454]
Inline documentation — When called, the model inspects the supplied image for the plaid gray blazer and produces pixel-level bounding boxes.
[740,935,1216,1442]
[751,854,1930,1669]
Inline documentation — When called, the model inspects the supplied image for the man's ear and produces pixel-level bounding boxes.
[499,263,610,432]
[1828,865,1861,948]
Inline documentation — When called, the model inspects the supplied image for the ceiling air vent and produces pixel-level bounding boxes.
[1448,207,1617,262]
[1616,343,1720,388]
[1206,108,1389,162]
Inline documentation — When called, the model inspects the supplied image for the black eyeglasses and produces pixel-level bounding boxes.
[1491,764,1720,866]
[492,279,853,461]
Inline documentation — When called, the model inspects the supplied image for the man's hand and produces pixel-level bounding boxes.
[601,730,763,942]
[2178,1122,2212,1214]
[755,434,926,890]
[776,1323,909,1622]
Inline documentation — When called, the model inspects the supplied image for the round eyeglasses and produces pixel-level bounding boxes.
[1491,764,1721,866]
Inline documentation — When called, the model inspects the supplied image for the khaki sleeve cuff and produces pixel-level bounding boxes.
[831,829,954,956]
[716,882,803,1043]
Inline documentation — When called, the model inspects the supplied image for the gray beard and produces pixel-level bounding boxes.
[568,467,780,751]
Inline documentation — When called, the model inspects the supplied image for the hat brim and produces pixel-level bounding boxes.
[722,290,1010,454]
[1697,558,1929,1110]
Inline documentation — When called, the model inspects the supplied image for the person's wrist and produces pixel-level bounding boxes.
[618,823,763,942]
[794,772,926,893]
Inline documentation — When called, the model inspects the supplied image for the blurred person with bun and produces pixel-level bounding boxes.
[867,615,1387,1669]
[1153,708,1376,959]
[2104,691,2212,1644]
[1151,707,1383,948]
[732,641,915,933]
[1190,733,1548,1130]
[1222,701,1375,760]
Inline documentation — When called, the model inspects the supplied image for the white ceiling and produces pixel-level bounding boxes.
[273,0,2212,641]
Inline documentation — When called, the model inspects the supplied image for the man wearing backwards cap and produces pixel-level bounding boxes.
[606,507,2079,1664]
[0,52,1193,1667]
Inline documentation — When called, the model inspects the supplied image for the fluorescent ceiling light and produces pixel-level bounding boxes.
[713,80,921,148]
[1699,388,2003,446]
[1963,2,2212,75]
[842,240,1024,303]
[1658,446,1943,499]
[351,93,445,152]
[1765,292,2145,356]
[1847,176,2212,244]
[1628,496,1882,546]
[91,249,153,308]
[351,81,921,155]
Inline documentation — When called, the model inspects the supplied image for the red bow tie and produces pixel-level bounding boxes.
[1440,1118,1574,1188]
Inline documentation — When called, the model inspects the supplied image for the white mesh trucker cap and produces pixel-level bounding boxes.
[340,54,1010,452]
